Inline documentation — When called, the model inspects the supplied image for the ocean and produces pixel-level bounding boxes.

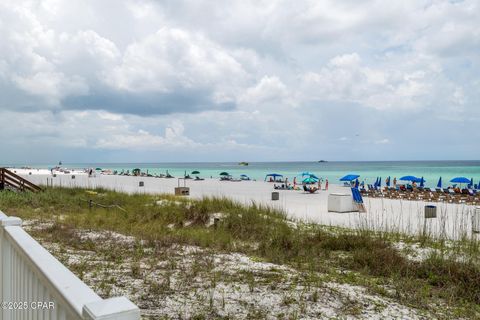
[7,161,480,188]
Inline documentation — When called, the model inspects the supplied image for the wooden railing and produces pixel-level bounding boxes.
[0,168,42,192]
[0,210,140,319]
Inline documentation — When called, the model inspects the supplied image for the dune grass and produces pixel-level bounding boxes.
[1,187,479,318]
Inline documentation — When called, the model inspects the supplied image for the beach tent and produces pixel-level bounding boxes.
[219,172,230,176]
[340,174,360,181]
[191,170,200,175]
[437,177,442,189]
[450,177,470,184]
[265,173,283,181]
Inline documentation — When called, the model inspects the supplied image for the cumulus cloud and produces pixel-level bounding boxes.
[0,0,479,162]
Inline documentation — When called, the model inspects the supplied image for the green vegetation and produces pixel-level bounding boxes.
[1,187,479,318]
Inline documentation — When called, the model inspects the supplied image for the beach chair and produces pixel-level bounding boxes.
[351,188,366,212]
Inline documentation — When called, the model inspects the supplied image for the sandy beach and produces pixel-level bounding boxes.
[12,168,479,241]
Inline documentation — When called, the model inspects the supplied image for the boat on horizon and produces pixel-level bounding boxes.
[239,162,249,166]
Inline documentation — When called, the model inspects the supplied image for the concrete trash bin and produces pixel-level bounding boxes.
[425,205,437,218]
[328,193,356,212]
[272,192,279,201]
[473,207,480,233]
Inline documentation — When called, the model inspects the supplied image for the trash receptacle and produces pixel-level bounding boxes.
[425,205,437,218]
[139,181,144,187]
[272,192,279,201]
[71,175,75,179]
[473,207,480,233]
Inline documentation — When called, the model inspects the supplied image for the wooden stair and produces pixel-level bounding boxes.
[0,168,42,192]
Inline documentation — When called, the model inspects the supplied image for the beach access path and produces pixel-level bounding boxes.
[13,169,479,241]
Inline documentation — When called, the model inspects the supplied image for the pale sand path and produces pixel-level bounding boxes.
[14,171,480,241]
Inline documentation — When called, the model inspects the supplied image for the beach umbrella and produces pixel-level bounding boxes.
[96,167,102,171]
[220,172,230,176]
[309,174,319,180]
[436,177,442,189]
[192,170,200,174]
[354,179,359,188]
[378,177,382,187]
[419,177,425,187]
[450,177,470,184]
[340,174,360,181]
[301,172,312,176]
[386,176,391,187]
[302,177,317,184]
[399,175,417,182]
[469,178,474,188]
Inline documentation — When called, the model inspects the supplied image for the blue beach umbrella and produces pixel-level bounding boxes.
[437,177,442,189]
[386,176,391,187]
[399,176,417,182]
[419,177,425,187]
[378,177,382,187]
[340,174,360,181]
[450,177,471,184]
[469,178,473,188]
[354,178,359,188]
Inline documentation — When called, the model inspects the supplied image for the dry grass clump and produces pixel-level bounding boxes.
[1,187,480,318]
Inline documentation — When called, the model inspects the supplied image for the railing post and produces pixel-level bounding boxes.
[82,297,140,320]
[1,215,23,320]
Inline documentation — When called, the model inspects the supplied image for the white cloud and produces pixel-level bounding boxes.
[0,0,479,161]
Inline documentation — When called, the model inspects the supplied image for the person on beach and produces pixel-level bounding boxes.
[393,177,397,187]
[325,179,329,190]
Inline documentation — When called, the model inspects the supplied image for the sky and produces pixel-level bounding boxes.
[0,0,479,164]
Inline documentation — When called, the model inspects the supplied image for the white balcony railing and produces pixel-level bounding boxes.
[0,210,140,320]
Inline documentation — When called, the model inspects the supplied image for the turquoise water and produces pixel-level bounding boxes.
[7,161,480,188]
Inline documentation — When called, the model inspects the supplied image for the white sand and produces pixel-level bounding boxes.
[16,172,480,241]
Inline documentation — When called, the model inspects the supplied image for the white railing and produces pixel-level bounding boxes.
[0,210,140,320]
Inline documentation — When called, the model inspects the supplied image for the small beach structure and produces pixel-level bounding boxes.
[265,173,283,182]
[220,171,232,181]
